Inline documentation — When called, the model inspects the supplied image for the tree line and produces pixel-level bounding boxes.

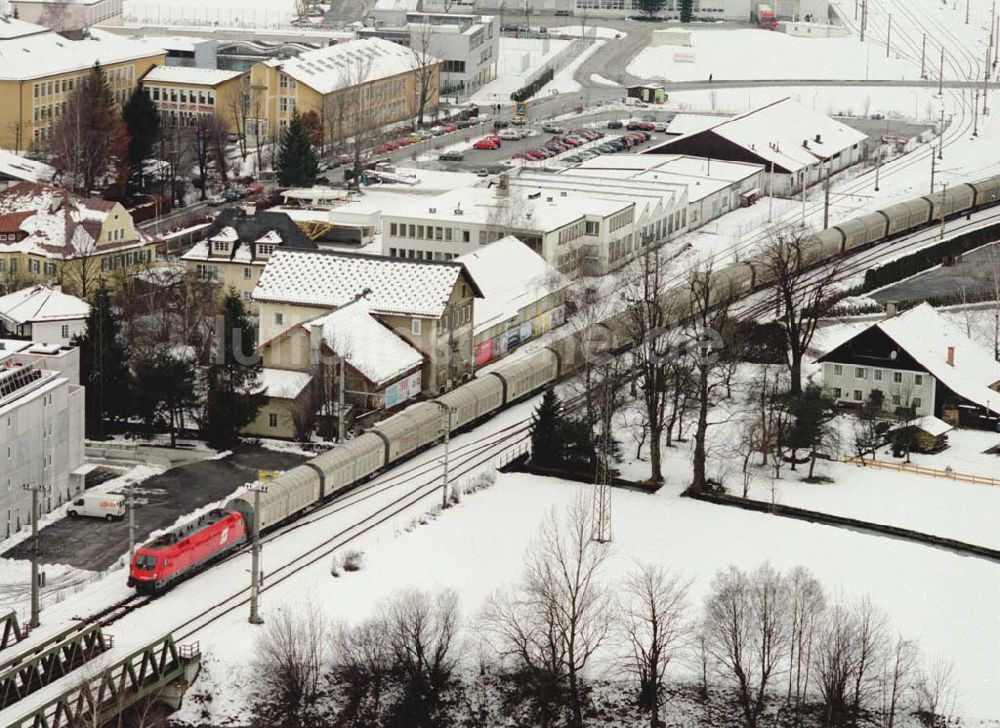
[247,499,956,728]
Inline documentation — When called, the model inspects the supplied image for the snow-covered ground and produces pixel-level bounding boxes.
[629,29,916,82]
[471,37,572,105]
[538,39,607,96]
[549,24,626,39]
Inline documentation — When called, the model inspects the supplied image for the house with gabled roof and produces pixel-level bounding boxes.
[645,98,867,196]
[180,208,318,311]
[818,303,1000,428]
[253,248,482,396]
[0,284,89,345]
[0,183,158,296]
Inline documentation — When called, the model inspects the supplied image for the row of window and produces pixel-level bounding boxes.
[558,220,586,246]
[0,234,18,242]
[831,387,923,408]
[100,249,153,272]
[26,259,57,276]
[106,228,128,243]
[388,248,458,261]
[33,66,135,100]
[832,364,923,386]
[147,86,217,107]
[608,207,634,233]
[389,222,470,244]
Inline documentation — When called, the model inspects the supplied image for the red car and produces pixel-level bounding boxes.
[560,136,581,147]
[524,150,546,161]
[474,136,501,150]
[129,509,247,594]
[375,143,396,154]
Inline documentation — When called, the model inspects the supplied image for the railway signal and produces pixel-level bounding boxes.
[246,481,269,625]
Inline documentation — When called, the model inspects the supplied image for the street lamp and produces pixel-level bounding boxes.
[135,192,160,237]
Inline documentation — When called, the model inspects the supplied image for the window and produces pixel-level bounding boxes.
[832,387,842,398]
[274,312,285,327]
[914,374,923,385]
[853,390,863,402]
[855,367,866,379]
[893,371,903,383]
[891,394,901,405]
[585,221,600,235]
[833,364,843,376]
[912,397,922,408]
[268,413,278,428]
[390,223,398,236]
[244,291,253,303]
[61,325,69,339]
[873,369,882,381]
[411,318,422,335]
[244,267,252,279]
[462,230,470,243]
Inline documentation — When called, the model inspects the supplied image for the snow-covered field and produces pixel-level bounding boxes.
[628,29,916,82]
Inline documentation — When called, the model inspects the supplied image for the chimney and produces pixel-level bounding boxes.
[947,346,955,367]
[815,133,822,143]
[884,300,898,317]
[803,139,809,148]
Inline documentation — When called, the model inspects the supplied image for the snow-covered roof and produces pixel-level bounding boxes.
[0,17,49,40]
[0,183,149,259]
[0,285,89,325]
[0,27,165,82]
[124,34,209,53]
[254,249,481,318]
[650,98,867,174]
[310,301,424,386]
[269,37,435,95]
[889,415,953,438]
[142,66,243,87]
[876,303,1000,415]
[182,210,317,265]
[257,368,312,399]
[0,150,54,184]
[457,236,566,334]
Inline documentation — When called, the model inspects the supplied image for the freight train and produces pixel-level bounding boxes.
[128,171,1000,594]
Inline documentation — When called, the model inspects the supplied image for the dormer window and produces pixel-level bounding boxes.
[258,244,276,257]
[212,240,230,254]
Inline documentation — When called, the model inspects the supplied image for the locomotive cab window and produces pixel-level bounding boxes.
[135,554,158,570]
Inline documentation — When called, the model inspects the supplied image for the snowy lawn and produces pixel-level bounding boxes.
[173,470,1000,723]
[629,29,916,82]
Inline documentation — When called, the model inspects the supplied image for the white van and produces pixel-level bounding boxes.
[67,494,126,521]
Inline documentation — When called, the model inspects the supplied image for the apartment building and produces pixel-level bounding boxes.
[0,19,164,150]
[0,358,85,538]
[0,183,159,296]
[244,37,439,142]
[382,171,686,276]
[252,248,482,395]
[180,209,318,311]
[141,66,245,130]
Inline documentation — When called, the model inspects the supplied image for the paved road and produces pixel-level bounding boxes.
[3,447,307,571]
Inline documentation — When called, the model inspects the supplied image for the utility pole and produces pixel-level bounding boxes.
[591,364,613,544]
[128,484,136,558]
[985,44,992,115]
[436,404,454,509]
[823,160,831,229]
[921,34,927,78]
[974,88,980,136]
[854,0,858,19]
[874,140,881,190]
[767,160,775,223]
[886,14,892,57]
[247,481,268,625]
[930,146,937,194]
[966,0,970,24]
[939,46,945,96]
[23,484,48,629]
[337,354,346,443]
[938,107,945,158]
[860,0,867,41]
[801,176,806,227]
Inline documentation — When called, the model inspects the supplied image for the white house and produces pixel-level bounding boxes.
[0,285,89,345]
[646,98,867,196]
[818,303,1000,427]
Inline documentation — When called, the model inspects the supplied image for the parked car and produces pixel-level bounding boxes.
[443,124,459,133]
[542,123,565,134]
[499,128,523,140]
[493,120,510,130]
[477,168,490,177]
[510,116,527,126]
[563,154,583,163]
[474,137,501,150]
[641,114,656,122]
[654,122,668,132]
[607,120,624,129]
[439,152,465,161]
[456,119,471,129]
[206,194,226,206]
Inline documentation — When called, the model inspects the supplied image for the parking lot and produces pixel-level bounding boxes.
[3,446,307,571]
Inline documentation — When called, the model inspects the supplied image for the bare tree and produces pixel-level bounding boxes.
[484,497,610,728]
[619,562,690,726]
[225,86,250,160]
[59,232,103,300]
[914,658,956,728]
[785,566,825,714]
[758,232,840,396]
[812,601,858,728]
[192,117,213,201]
[250,600,328,726]
[330,617,391,725]
[849,596,888,719]
[383,588,461,720]
[410,21,441,126]
[877,636,917,728]
[703,563,790,728]
[686,261,739,493]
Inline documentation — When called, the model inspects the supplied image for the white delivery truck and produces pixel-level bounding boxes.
[67,494,126,521]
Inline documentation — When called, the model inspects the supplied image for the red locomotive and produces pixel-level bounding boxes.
[128,509,247,594]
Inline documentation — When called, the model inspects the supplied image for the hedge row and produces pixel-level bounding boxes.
[511,68,555,102]
[862,220,1000,290]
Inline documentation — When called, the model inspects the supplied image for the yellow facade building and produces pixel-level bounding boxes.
[140,66,246,132]
[0,19,164,151]
[244,37,440,143]
[0,183,159,297]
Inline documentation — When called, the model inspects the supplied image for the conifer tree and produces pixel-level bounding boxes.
[680,0,694,22]
[202,288,266,449]
[531,388,563,468]
[122,86,161,178]
[73,284,131,439]
[134,351,198,447]
[276,111,319,187]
